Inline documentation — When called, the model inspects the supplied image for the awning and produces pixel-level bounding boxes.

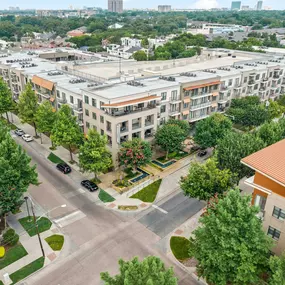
[102,95,159,108]
[50,97,55,102]
[211,102,218,107]
[183,98,191,103]
[182,110,190,115]
[183,81,220,91]
[212,92,219,97]
[32,75,54,91]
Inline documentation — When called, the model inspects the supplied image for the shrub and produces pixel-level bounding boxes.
[3,229,19,246]
[0,247,5,258]
[118,205,138,211]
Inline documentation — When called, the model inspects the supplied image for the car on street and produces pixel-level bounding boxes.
[56,163,72,174]
[15,129,25,136]
[197,149,207,157]
[81,180,99,192]
[22,134,34,142]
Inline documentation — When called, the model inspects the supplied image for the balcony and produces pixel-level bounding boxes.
[189,113,210,122]
[77,119,84,126]
[104,104,157,117]
[58,97,67,104]
[248,80,255,85]
[190,101,212,111]
[170,96,182,103]
[72,105,83,113]
[120,126,128,133]
[169,108,181,115]
[220,85,228,91]
[145,120,154,127]
[37,91,51,99]
[132,122,141,130]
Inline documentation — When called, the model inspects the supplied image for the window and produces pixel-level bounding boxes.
[85,109,89,116]
[183,114,188,120]
[273,206,285,221]
[84,95,89,104]
[183,103,189,109]
[92,98,97,107]
[62,92,66,99]
[86,121,90,129]
[161,105,166,113]
[101,129,104,135]
[92,112,97,120]
[184,91,190,97]
[244,77,248,84]
[235,78,239,86]
[267,226,281,240]
[171,90,178,98]
[228,79,233,86]
[100,115,104,123]
[93,125,97,131]
[70,96,74,104]
[161,92,167,100]
[57,91,60,98]
[269,72,273,78]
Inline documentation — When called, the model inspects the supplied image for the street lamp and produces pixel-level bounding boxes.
[24,197,66,258]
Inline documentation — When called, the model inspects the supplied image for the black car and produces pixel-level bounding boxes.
[198,150,208,157]
[56,163,72,174]
[15,129,25,136]
[81,180,99,192]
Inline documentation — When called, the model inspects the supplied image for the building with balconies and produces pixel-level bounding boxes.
[241,139,285,255]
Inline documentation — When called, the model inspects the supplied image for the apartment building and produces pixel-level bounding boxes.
[241,139,285,255]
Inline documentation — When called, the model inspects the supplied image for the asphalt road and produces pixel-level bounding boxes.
[12,135,203,285]
[139,192,205,238]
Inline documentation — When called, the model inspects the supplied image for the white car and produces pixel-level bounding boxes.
[22,134,33,142]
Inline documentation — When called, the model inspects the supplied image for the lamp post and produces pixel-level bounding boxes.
[23,196,31,220]
[24,196,66,258]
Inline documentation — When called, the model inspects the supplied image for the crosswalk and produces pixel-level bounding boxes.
[53,210,86,228]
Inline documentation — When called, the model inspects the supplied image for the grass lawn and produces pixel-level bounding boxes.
[157,151,188,163]
[0,280,4,285]
[19,217,52,237]
[9,256,45,284]
[124,168,139,179]
[170,236,192,261]
[45,235,64,251]
[47,152,64,164]
[130,179,162,203]
[98,190,115,203]
[0,244,28,270]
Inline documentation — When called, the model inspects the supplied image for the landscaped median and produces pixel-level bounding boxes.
[45,235,64,251]
[9,256,45,285]
[0,244,28,270]
[98,189,115,203]
[18,216,52,237]
[170,236,192,261]
[130,179,162,203]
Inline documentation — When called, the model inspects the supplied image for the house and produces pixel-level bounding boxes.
[108,23,124,29]
[241,139,285,255]
[67,26,87,37]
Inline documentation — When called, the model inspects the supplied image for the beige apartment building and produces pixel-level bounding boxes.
[242,139,285,255]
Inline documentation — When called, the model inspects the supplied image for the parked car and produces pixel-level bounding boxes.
[197,150,207,157]
[15,129,25,136]
[56,163,72,174]
[22,134,33,142]
[81,180,99,192]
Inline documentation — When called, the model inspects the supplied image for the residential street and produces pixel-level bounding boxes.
[12,135,204,285]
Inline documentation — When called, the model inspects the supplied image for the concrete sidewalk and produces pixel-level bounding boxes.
[0,197,64,285]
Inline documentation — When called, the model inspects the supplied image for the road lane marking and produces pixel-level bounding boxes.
[152,204,168,214]
[53,210,86,228]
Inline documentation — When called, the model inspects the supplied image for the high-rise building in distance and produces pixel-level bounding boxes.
[158,5,172,12]
[231,1,241,10]
[108,0,123,13]
[257,1,263,10]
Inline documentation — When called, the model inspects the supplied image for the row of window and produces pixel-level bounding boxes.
[266,206,285,241]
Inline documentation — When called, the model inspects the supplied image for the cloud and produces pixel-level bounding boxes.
[193,0,219,9]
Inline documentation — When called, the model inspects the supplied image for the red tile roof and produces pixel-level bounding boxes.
[241,139,285,186]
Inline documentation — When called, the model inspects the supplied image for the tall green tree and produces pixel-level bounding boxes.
[256,121,283,146]
[0,78,14,123]
[277,95,285,107]
[118,138,152,170]
[216,132,265,179]
[0,122,38,229]
[269,253,285,285]
[35,101,57,144]
[180,158,236,201]
[194,113,232,148]
[17,83,38,136]
[133,50,147,61]
[155,123,185,160]
[166,119,190,138]
[190,189,272,285]
[51,105,83,162]
[101,256,177,285]
[267,100,284,120]
[79,129,112,179]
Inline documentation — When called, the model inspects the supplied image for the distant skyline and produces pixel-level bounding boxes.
[1,0,283,10]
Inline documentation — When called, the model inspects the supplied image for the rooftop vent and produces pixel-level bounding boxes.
[69,78,86,84]
[180,72,197,77]
[159,76,176,82]
[47,71,64,76]
[127,80,144,87]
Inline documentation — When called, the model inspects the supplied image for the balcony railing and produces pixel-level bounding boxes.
[189,113,210,122]
[120,126,128,133]
[190,101,212,111]
[58,97,67,104]
[72,105,83,112]
[145,120,154,126]
[132,123,141,130]
[77,119,84,126]
[37,91,51,99]
[169,108,181,115]
[104,104,157,117]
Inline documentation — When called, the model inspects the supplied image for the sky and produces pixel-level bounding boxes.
[1,0,283,10]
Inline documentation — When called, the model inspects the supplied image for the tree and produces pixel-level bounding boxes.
[17,83,38,136]
[0,122,38,229]
[216,132,265,179]
[51,105,83,162]
[267,100,284,120]
[101,256,177,285]
[256,121,283,146]
[118,138,152,170]
[79,129,112,179]
[190,189,272,285]
[155,123,185,160]
[180,159,236,201]
[133,50,148,61]
[166,119,190,138]
[277,95,285,107]
[194,113,232,148]
[0,78,14,123]
[35,101,57,144]
[269,253,285,285]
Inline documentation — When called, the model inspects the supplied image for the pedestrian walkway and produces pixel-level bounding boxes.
[0,198,64,285]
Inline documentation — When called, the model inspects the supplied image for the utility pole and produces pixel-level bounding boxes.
[28,197,45,257]
[24,196,31,220]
